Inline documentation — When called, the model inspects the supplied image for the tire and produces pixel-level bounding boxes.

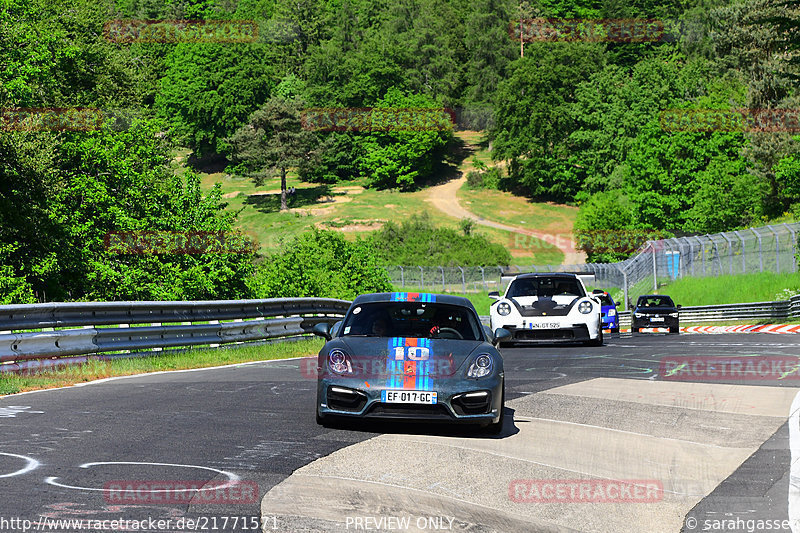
[484,382,505,435]
[586,327,603,346]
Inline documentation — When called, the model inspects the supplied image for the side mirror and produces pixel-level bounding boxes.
[629,304,634,310]
[488,291,500,300]
[676,304,682,309]
[493,328,512,346]
[312,322,332,341]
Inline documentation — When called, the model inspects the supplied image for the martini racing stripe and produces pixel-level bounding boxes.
[386,337,435,391]
[390,292,436,302]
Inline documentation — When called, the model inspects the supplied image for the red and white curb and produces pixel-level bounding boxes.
[613,324,800,334]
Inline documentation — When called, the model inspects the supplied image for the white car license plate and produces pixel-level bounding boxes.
[650,317,665,322]
[529,322,559,329]
[381,390,438,404]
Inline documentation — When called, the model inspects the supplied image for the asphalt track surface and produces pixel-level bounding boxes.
[1,333,799,533]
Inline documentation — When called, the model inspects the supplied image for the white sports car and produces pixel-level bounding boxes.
[489,273,603,346]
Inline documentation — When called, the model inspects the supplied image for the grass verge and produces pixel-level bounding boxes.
[0,338,324,396]
[657,272,800,306]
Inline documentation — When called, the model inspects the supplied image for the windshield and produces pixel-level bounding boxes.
[596,293,615,306]
[507,277,585,298]
[341,302,483,341]
[637,296,675,307]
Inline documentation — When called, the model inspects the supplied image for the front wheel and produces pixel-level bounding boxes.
[484,382,505,435]
[586,328,603,346]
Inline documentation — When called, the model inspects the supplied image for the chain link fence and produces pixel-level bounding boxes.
[385,222,800,308]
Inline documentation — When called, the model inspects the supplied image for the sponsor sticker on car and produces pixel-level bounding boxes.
[381,390,438,404]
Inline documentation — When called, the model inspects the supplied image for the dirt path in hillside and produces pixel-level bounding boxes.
[424,139,586,265]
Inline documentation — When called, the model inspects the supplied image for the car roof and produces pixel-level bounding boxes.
[351,292,475,309]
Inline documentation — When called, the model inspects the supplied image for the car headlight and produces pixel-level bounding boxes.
[497,302,511,316]
[578,301,593,314]
[669,312,679,317]
[608,309,616,317]
[634,312,643,318]
[467,354,493,378]
[328,349,353,375]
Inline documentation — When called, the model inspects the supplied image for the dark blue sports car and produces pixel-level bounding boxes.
[592,289,619,334]
[312,292,509,433]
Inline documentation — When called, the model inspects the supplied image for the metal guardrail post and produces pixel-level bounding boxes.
[751,227,763,272]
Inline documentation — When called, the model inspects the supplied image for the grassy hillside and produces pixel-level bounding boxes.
[186,132,573,265]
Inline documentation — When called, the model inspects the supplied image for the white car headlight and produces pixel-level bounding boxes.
[608,309,616,317]
[578,301,593,314]
[497,302,512,316]
[669,312,679,317]
[467,354,493,378]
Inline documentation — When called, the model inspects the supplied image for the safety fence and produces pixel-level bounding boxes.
[386,222,800,308]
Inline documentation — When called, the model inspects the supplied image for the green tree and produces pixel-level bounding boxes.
[225,96,320,210]
[248,229,392,299]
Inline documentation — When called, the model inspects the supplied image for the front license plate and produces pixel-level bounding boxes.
[650,317,665,322]
[529,322,559,329]
[381,390,438,404]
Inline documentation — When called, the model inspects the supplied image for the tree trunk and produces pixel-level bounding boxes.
[280,167,288,211]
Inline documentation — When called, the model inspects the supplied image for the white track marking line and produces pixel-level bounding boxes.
[0,452,40,478]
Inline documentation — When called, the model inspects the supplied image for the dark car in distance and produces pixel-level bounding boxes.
[630,294,681,334]
[312,292,510,433]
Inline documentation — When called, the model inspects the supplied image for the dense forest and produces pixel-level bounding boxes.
[1,0,798,301]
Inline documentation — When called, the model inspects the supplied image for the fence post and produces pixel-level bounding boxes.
[783,223,798,272]
[419,266,424,290]
[768,225,781,273]
[687,237,695,276]
[458,266,466,293]
[440,266,445,292]
[620,267,629,309]
[479,266,485,291]
[751,227,763,272]
[695,236,705,275]
[650,242,657,291]
[399,266,404,288]
[734,230,746,274]
[720,233,734,275]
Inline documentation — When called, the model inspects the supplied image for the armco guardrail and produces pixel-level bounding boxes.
[617,295,800,327]
[0,298,351,373]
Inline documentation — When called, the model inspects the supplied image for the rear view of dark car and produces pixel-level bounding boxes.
[631,294,680,334]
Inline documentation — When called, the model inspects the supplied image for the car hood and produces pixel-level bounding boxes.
[327,337,489,378]
[509,295,579,306]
